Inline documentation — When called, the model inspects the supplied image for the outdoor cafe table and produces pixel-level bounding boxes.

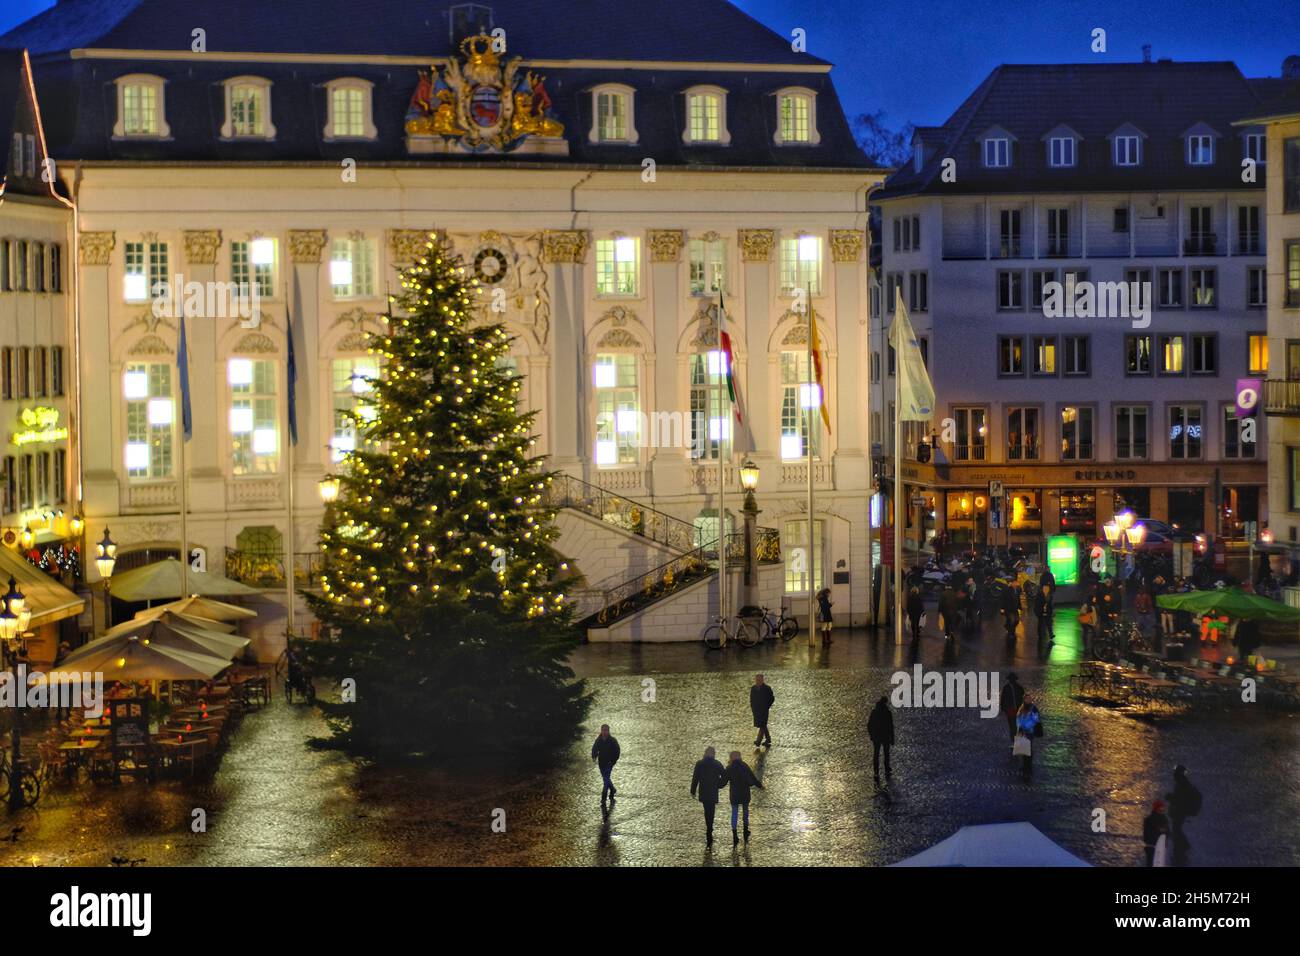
[153,737,207,778]
[57,737,102,779]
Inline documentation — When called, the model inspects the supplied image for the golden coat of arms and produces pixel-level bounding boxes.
[406,33,565,153]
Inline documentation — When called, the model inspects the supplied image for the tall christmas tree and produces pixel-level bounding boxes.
[304,235,590,760]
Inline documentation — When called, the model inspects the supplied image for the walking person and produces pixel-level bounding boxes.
[1000,582,1020,640]
[1143,800,1171,867]
[938,585,960,646]
[1165,764,1202,866]
[1077,599,1098,655]
[816,587,834,646]
[1000,672,1026,741]
[1014,697,1041,781]
[1034,584,1054,649]
[867,696,894,784]
[719,750,763,846]
[906,586,925,644]
[689,746,725,848]
[591,724,621,806]
[750,674,775,747]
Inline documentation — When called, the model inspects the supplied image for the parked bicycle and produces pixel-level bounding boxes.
[703,613,761,649]
[0,750,41,809]
[756,605,799,642]
[282,641,317,705]
[1091,618,1149,663]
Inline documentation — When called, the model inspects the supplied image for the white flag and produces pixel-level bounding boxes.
[889,288,935,421]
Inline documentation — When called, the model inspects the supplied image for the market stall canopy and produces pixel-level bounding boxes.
[0,543,84,627]
[1156,587,1300,622]
[112,609,237,634]
[132,595,257,623]
[106,558,261,602]
[91,615,249,661]
[47,635,229,682]
[891,823,1091,867]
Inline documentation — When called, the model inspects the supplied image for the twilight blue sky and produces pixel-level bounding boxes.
[2,0,1296,129]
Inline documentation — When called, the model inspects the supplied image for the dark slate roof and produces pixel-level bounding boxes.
[877,61,1272,200]
[1,0,873,169]
[1244,77,1300,120]
[0,49,21,180]
[2,0,826,65]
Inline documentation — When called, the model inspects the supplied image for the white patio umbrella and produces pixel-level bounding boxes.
[113,609,237,635]
[47,635,229,683]
[131,595,258,623]
[107,558,261,602]
[63,617,249,666]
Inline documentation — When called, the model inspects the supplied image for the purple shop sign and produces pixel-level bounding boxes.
[1236,378,1262,418]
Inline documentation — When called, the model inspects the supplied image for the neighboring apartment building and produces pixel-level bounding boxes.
[2,1,884,649]
[1252,64,1300,548]
[872,60,1278,554]
[0,48,82,661]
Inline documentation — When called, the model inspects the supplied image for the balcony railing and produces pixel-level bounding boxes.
[224,548,326,589]
[1264,380,1300,416]
[1183,234,1218,256]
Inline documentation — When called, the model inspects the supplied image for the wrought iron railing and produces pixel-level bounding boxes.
[544,473,698,552]
[224,549,326,589]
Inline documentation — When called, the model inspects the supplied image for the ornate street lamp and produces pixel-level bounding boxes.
[0,575,27,811]
[318,477,341,503]
[96,528,117,631]
[739,459,761,597]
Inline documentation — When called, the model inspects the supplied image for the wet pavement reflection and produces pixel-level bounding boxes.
[2,610,1297,867]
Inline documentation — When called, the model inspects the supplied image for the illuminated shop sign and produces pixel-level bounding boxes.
[12,407,69,446]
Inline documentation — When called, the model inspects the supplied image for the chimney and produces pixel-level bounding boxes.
[1142,44,1151,63]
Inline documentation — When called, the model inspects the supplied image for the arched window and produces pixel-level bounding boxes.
[592,339,640,467]
[779,347,821,460]
[123,362,175,479]
[330,355,379,462]
[324,78,377,140]
[683,86,730,145]
[774,87,820,146]
[590,84,637,144]
[228,348,279,475]
[113,74,170,138]
[222,76,276,140]
[689,349,729,460]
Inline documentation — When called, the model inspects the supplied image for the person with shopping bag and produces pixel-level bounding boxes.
[1143,800,1172,866]
[1013,697,1041,781]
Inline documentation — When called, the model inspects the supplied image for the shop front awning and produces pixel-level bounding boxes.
[0,544,84,628]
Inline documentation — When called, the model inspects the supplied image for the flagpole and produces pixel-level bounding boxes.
[807,302,816,646]
[717,295,727,630]
[177,305,188,598]
[893,290,905,645]
[285,275,296,644]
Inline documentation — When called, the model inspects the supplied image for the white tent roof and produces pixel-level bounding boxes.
[891,823,1091,867]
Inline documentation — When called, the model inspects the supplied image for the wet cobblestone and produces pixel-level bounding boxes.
[2,612,1297,867]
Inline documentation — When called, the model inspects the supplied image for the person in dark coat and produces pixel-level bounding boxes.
[938,586,960,643]
[591,724,620,804]
[1165,764,1200,866]
[1034,584,1054,648]
[689,746,725,847]
[816,588,834,646]
[1039,566,1056,593]
[906,587,925,644]
[867,696,895,783]
[1000,582,1020,639]
[750,673,775,747]
[1234,618,1263,661]
[1143,800,1171,867]
[719,750,763,845]
[999,673,1025,740]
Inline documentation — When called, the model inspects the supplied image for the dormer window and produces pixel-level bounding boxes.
[113,74,170,139]
[1040,123,1081,169]
[222,77,276,140]
[684,86,730,145]
[1243,131,1266,164]
[1187,134,1214,165]
[590,84,637,144]
[984,138,1010,168]
[1114,135,1141,166]
[324,78,377,140]
[912,142,923,174]
[774,88,820,146]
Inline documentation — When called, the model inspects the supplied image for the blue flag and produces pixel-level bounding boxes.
[177,310,192,442]
[286,303,298,446]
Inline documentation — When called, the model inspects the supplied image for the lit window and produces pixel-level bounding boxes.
[690,351,730,460]
[232,239,276,299]
[124,240,169,303]
[595,238,639,296]
[223,77,276,139]
[230,359,279,475]
[331,357,380,462]
[114,75,169,138]
[331,237,376,298]
[685,87,729,145]
[780,351,821,459]
[591,85,636,144]
[1060,406,1094,461]
[783,518,824,593]
[1248,333,1269,375]
[593,353,639,465]
[124,363,173,479]
[324,79,375,140]
[779,235,821,295]
[775,89,819,145]
[1169,405,1203,460]
[688,237,726,295]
